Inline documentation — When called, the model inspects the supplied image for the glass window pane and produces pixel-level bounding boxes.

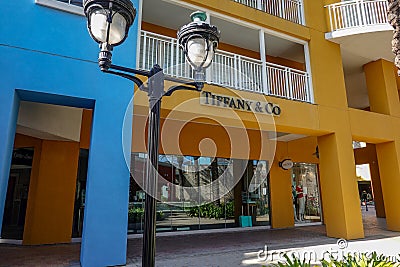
[198,157,228,230]
[252,161,270,225]
[128,153,146,234]
[241,160,270,226]
[164,155,200,231]
[129,154,275,233]
[292,163,322,223]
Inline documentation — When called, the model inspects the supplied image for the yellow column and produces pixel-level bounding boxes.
[364,59,400,116]
[318,108,364,239]
[364,59,400,230]
[375,139,400,231]
[23,140,79,245]
[269,142,294,228]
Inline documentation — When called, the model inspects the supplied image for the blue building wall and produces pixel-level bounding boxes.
[0,1,139,266]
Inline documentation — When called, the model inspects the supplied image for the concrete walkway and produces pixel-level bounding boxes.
[0,206,399,266]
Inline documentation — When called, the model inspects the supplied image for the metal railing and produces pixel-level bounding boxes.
[232,0,305,25]
[267,62,310,101]
[139,31,312,103]
[139,31,195,80]
[209,50,264,93]
[326,0,388,31]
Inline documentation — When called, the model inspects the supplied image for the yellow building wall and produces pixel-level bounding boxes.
[270,142,293,228]
[305,0,330,33]
[364,59,400,117]
[363,59,400,231]
[12,107,93,245]
[309,30,348,108]
[22,140,79,245]
[132,0,368,237]
[288,137,319,164]
[13,134,80,245]
[133,79,322,136]
[131,37,363,237]
[376,140,400,231]
[318,107,364,239]
[349,109,394,143]
[132,114,275,160]
[114,0,400,238]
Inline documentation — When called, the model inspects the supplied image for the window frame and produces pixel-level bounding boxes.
[35,0,84,16]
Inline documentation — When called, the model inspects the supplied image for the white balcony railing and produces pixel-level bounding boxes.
[139,31,313,103]
[232,0,305,25]
[209,50,264,93]
[326,0,388,31]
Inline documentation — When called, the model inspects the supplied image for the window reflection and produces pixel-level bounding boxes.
[128,153,236,233]
[242,160,270,226]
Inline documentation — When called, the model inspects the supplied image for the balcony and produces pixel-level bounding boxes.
[326,0,390,35]
[232,0,305,25]
[324,0,394,111]
[139,31,313,103]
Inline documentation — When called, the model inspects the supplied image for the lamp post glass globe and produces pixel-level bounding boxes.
[187,37,209,67]
[83,0,136,47]
[90,10,127,45]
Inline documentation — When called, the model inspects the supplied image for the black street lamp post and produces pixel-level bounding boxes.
[82,1,220,266]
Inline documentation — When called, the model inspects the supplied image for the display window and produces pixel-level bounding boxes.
[291,163,322,223]
[129,153,236,233]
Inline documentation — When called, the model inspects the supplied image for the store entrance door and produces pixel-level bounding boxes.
[1,148,33,240]
[242,160,271,226]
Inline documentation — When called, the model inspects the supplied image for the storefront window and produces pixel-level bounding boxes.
[129,153,236,233]
[1,148,34,240]
[291,163,322,223]
[73,153,274,235]
[242,160,270,226]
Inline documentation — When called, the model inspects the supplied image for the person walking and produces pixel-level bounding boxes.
[361,190,368,211]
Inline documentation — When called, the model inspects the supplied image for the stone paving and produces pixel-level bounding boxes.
[0,206,399,267]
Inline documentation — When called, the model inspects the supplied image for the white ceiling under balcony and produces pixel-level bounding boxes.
[265,33,305,63]
[142,0,193,32]
[210,16,260,53]
[142,0,304,62]
[327,28,393,63]
[142,0,260,53]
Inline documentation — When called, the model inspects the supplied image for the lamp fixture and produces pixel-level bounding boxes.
[177,11,220,84]
[83,0,136,70]
[82,1,220,266]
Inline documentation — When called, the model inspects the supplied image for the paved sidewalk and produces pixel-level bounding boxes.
[0,206,399,267]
